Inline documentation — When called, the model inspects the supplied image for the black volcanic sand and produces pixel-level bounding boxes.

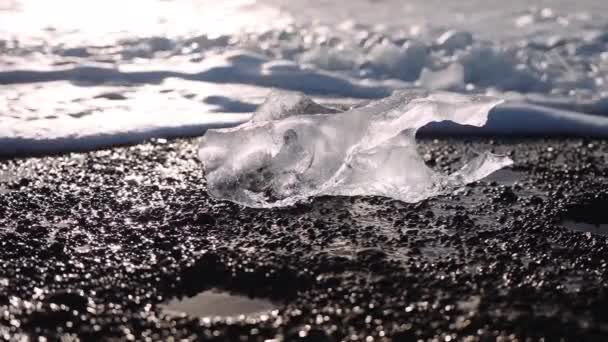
[1,138,608,341]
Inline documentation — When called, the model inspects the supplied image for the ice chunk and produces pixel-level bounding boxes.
[252,90,339,122]
[199,90,511,208]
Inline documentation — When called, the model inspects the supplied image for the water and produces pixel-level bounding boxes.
[562,220,608,236]
[2,0,608,157]
[482,168,524,185]
[561,197,608,235]
[162,290,276,317]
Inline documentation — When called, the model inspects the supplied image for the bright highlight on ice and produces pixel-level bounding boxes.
[199,90,513,207]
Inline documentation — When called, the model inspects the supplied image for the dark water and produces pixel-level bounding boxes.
[482,168,524,185]
[561,220,608,236]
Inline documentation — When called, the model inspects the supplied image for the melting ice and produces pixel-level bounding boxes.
[199,90,513,207]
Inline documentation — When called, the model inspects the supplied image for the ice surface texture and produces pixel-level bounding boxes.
[199,90,513,207]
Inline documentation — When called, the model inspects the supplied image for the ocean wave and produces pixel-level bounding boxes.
[1,0,608,157]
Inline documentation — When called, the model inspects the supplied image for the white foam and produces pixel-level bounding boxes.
[2,0,608,159]
[5,86,608,159]
[420,103,608,137]
[367,41,428,81]
[0,111,250,157]
[419,63,465,91]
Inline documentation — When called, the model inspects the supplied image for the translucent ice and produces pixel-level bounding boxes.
[252,90,339,122]
[199,90,513,208]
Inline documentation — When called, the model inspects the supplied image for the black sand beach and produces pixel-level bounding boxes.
[1,138,608,341]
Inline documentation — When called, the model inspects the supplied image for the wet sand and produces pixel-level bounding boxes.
[1,138,608,341]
